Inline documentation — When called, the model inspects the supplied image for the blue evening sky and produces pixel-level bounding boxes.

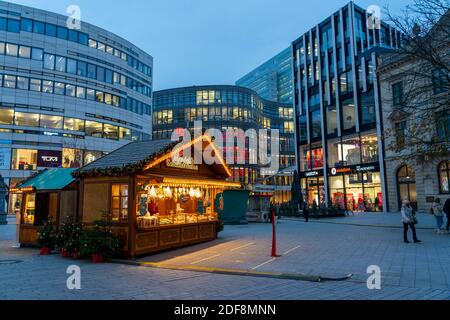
[7,0,411,90]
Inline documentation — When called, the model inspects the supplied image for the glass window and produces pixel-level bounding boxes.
[105,69,113,84]
[42,80,53,94]
[83,150,102,165]
[21,18,33,32]
[17,76,29,90]
[45,23,57,37]
[96,91,104,103]
[43,54,55,70]
[78,33,89,45]
[57,26,68,40]
[311,110,322,139]
[65,84,75,97]
[97,42,105,52]
[111,184,128,222]
[15,112,39,127]
[66,59,77,74]
[30,78,42,92]
[18,46,31,58]
[6,43,18,56]
[87,64,96,79]
[97,67,105,82]
[361,134,378,164]
[119,127,131,140]
[329,175,345,209]
[326,105,337,136]
[11,149,38,170]
[327,138,341,168]
[76,86,86,99]
[77,61,87,77]
[4,75,17,88]
[40,114,63,129]
[0,108,14,125]
[104,93,112,105]
[103,124,119,140]
[341,135,361,165]
[64,118,84,132]
[62,148,82,168]
[436,109,450,140]
[361,93,376,126]
[54,82,65,95]
[439,161,450,194]
[68,30,78,42]
[33,21,45,34]
[7,19,20,33]
[31,48,43,61]
[88,39,97,48]
[392,82,403,106]
[55,56,66,72]
[0,17,5,31]
[86,89,95,101]
[85,121,103,138]
[0,42,4,54]
[342,98,355,131]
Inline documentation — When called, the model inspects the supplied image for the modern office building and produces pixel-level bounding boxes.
[236,47,293,104]
[0,2,153,212]
[292,2,402,212]
[153,85,296,203]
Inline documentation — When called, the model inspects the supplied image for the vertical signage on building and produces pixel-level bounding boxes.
[0,148,11,170]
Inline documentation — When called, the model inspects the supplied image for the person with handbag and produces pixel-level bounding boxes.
[431,198,446,234]
[401,200,421,244]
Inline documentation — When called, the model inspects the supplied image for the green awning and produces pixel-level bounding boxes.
[19,169,77,191]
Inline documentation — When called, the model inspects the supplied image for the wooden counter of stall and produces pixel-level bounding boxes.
[74,136,241,258]
[9,169,78,246]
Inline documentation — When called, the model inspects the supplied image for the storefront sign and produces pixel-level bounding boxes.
[305,171,320,177]
[330,167,352,175]
[166,158,199,171]
[356,165,377,172]
[330,163,380,175]
[37,150,62,168]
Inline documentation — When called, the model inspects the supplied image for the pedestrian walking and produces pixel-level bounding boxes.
[444,198,450,232]
[303,200,309,223]
[431,198,446,234]
[401,200,421,244]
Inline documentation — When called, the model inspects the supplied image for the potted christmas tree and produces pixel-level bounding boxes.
[79,214,120,263]
[56,216,83,258]
[36,219,57,255]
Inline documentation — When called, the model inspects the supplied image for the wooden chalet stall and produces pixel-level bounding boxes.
[74,136,241,258]
[10,169,78,246]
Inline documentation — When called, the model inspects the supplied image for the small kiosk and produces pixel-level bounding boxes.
[74,136,241,258]
[10,169,78,246]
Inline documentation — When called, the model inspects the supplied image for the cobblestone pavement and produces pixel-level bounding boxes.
[1,214,450,300]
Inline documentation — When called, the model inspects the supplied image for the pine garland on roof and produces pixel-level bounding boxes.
[72,142,179,179]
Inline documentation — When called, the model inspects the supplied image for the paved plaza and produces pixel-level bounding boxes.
[1,214,450,300]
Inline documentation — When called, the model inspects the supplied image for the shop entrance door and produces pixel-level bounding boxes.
[397,165,417,210]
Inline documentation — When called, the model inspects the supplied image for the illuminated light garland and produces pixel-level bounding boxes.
[10,186,35,193]
[162,178,241,188]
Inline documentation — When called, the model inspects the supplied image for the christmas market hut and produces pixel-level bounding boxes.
[74,136,241,258]
[10,168,78,246]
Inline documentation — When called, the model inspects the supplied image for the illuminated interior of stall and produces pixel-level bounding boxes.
[135,178,240,229]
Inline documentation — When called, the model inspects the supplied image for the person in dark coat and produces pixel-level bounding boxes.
[444,198,450,232]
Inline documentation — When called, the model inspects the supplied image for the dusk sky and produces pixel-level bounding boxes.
[8,0,412,90]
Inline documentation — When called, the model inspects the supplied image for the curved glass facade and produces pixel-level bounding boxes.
[153,85,295,203]
[0,2,153,195]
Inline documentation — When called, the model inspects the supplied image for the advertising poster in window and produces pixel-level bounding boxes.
[37,150,62,168]
[0,147,11,170]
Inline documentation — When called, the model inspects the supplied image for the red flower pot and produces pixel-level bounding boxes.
[91,253,104,263]
[60,249,70,258]
[72,251,80,260]
[40,247,51,255]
